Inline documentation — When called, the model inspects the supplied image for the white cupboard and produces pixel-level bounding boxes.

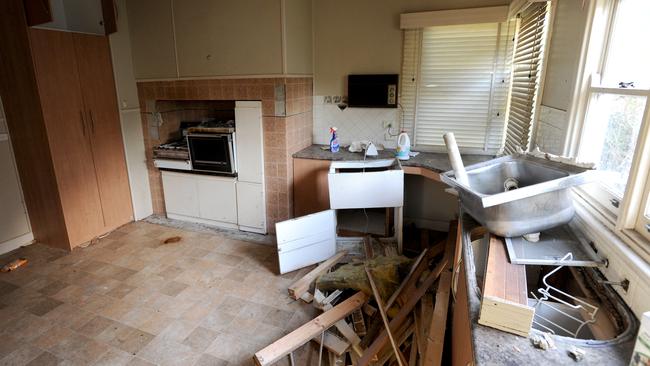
[236,182,265,233]
[162,171,238,229]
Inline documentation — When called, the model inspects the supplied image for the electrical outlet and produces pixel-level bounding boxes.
[333,96,342,103]
[382,120,393,129]
[324,96,333,104]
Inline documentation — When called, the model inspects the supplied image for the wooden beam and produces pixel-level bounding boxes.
[254,291,368,366]
[478,236,534,337]
[365,266,407,366]
[288,251,347,300]
[423,270,452,365]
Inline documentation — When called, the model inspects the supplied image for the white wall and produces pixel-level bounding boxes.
[109,0,154,220]
[0,98,33,254]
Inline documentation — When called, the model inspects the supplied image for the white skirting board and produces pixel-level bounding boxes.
[0,232,34,255]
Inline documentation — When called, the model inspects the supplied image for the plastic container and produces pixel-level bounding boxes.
[330,127,339,153]
[396,132,410,160]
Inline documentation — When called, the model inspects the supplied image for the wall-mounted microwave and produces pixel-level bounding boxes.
[347,74,398,108]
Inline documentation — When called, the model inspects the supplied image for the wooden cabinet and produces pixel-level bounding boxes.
[0,3,133,251]
[293,158,331,217]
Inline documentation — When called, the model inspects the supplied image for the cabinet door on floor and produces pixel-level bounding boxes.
[29,28,104,246]
[197,176,237,224]
[73,32,133,230]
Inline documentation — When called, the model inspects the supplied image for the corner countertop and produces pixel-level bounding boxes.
[293,144,493,174]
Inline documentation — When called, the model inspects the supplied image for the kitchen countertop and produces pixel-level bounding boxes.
[293,144,493,174]
[460,213,637,365]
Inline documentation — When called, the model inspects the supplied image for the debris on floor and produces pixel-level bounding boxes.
[530,333,555,350]
[1,258,28,272]
[253,222,459,366]
[162,235,182,244]
[567,345,586,362]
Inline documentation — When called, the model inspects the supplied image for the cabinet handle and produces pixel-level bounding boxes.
[89,110,95,134]
[79,110,86,136]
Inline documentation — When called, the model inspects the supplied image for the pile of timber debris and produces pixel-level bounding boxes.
[253,221,460,366]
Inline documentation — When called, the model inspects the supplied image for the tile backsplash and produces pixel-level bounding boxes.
[312,96,400,148]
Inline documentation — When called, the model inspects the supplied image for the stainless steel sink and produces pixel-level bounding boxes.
[441,154,596,237]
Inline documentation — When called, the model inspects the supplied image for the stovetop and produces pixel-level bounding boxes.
[157,138,189,151]
[187,119,235,134]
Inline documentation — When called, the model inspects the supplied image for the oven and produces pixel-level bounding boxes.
[187,133,237,175]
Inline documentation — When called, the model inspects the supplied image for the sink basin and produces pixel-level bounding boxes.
[441,154,596,237]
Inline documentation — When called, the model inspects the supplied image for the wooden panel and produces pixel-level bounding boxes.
[451,261,475,366]
[73,32,133,231]
[478,235,534,337]
[293,158,331,217]
[276,210,336,274]
[23,0,52,26]
[29,28,105,247]
[0,0,68,249]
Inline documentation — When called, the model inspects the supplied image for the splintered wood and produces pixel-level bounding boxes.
[255,222,461,366]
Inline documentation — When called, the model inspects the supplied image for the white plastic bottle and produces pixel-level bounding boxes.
[396,132,411,160]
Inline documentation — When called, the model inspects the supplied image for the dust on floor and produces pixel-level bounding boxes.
[0,221,325,366]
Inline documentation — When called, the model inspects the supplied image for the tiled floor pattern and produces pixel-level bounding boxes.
[0,221,325,366]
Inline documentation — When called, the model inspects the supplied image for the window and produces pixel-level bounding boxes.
[568,0,650,245]
[400,3,551,155]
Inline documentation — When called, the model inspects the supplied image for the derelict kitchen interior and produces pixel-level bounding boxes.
[0,0,649,365]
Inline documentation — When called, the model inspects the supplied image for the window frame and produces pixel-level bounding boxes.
[565,0,650,249]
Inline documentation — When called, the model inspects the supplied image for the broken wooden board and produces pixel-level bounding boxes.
[288,251,348,300]
[253,291,369,366]
[316,255,412,301]
[478,235,534,337]
[312,330,350,356]
[423,270,452,366]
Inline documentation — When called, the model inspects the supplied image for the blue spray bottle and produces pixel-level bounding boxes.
[329,127,339,153]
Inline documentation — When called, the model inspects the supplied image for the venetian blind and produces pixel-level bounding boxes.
[400,23,514,153]
[503,2,550,154]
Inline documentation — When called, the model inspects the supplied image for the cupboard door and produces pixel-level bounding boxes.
[161,171,199,218]
[73,33,133,230]
[234,101,263,183]
[197,176,237,224]
[236,181,266,233]
[276,210,336,274]
[29,28,104,246]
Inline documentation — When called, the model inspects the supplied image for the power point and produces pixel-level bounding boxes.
[382,121,393,129]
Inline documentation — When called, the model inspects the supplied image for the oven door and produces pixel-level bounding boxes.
[188,134,235,174]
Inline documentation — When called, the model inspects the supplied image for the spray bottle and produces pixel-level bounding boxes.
[329,127,339,153]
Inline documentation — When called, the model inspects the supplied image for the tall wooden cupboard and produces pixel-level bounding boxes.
[0,0,133,250]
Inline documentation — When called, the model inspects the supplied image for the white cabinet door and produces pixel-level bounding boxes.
[161,171,199,217]
[197,176,237,224]
[276,210,336,274]
[235,101,263,183]
[237,181,265,232]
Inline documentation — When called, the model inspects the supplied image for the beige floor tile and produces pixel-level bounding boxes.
[0,344,43,366]
[25,351,61,366]
[75,315,117,338]
[137,336,200,366]
[159,281,189,297]
[194,353,228,366]
[93,347,133,366]
[33,325,75,350]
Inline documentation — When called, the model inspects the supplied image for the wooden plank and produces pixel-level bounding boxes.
[478,235,534,337]
[423,271,452,366]
[312,330,350,356]
[452,262,474,366]
[358,223,455,365]
[253,291,368,366]
[351,309,367,336]
[365,266,407,366]
[386,242,444,309]
[287,250,347,299]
